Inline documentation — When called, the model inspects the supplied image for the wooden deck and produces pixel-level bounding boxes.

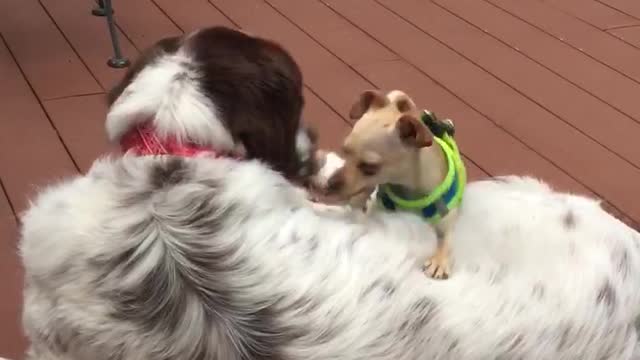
[2,0,640,357]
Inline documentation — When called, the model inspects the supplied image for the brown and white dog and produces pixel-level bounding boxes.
[19,27,640,360]
[105,27,320,183]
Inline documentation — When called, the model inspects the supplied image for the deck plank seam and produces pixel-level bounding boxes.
[113,22,142,54]
[265,0,401,68]
[539,0,639,31]
[36,0,104,93]
[0,179,18,225]
[302,85,356,129]
[149,0,186,34]
[534,1,640,51]
[485,0,640,87]
[45,92,106,102]
[608,29,640,51]
[0,33,81,174]
[262,0,378,117]
[206,0,242,28]
[595,0,640,22]
[606,24,640,31]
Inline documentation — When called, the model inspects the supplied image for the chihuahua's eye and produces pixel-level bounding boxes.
[358,161,380,176]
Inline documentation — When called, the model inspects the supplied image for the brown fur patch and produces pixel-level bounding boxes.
[396,114,432,147]
[349,90,388,120]
[396,98,411,113]
[597,280,617,314]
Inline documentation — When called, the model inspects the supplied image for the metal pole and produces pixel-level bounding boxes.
[102,0,130,68]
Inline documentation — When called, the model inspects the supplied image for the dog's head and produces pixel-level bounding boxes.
[325,90,435,201]
[106,26,319,182]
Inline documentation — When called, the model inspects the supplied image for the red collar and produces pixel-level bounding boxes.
[120,122,239,159]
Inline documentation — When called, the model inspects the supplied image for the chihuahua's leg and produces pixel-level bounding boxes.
[424,228,451,279]
[423,210,457,279]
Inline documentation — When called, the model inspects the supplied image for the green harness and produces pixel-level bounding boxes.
[376,111,467,223]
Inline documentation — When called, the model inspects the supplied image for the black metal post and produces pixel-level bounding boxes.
[102,0,130,68]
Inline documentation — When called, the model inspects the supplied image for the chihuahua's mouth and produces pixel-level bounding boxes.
[312,185,373,206]
[344,186,374,200]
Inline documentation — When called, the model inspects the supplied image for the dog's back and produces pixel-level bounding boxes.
[21,154,308,359]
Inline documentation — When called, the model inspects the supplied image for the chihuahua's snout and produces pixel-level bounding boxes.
[326,173,345,193]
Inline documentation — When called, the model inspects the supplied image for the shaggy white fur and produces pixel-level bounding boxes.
[20,152,640,359]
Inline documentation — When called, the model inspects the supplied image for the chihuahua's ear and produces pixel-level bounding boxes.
[395,114,433,148]
[349,90,389,120]
[387,90,417,113]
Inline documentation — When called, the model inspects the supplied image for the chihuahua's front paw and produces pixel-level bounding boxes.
[423,253,450,280]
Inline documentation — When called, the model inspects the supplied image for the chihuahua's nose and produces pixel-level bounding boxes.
[326,174,344,193]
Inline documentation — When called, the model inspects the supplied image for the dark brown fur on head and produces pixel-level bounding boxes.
[108,26,311,182]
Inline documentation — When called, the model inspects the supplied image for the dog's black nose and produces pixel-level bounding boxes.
[326,174,344,193]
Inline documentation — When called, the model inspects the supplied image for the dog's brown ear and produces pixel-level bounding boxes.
[395,114,433,148]
[389,91,416,113]
[349,90,388,120]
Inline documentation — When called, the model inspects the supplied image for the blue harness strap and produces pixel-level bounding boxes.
[377,167,459,219]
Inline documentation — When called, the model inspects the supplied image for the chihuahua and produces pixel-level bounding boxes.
[325,90,466,279]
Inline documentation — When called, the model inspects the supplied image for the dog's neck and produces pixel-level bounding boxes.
[387,143,448,199]
[120,122,243,159]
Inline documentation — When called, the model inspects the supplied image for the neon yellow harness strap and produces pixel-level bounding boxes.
[377,130,467,223]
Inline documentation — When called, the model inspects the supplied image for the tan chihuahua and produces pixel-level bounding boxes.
[325,90,466,279]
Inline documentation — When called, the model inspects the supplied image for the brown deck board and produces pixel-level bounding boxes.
[461,0,640,123]
[0,188,26,360]
[111,0,182,50]
[485,0,640,85]
[391,0,640,168]
[543,0,640,29]
[302,88,352,151]
[0,0,102,100]
[599,0,640,20]
[152,0,235,33]
[0,37,78,214]
[609,26,640,48]
[43,95,117,173]
[212,0,372,122]
[266,0,398,66]
[39,0,138,90]
[323,0,640,222]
